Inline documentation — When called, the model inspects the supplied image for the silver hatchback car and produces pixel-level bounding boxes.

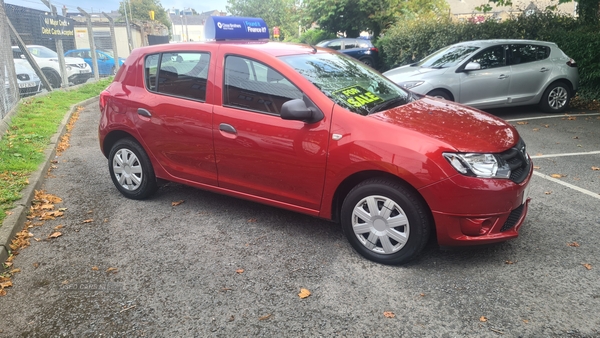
[383,40,579,113]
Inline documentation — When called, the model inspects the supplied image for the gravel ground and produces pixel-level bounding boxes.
[1,101,599,337]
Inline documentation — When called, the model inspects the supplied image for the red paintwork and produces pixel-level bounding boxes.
[98,41,532,246]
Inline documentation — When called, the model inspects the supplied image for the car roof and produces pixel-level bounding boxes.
[452,39,556,48]
[134,41,322,58]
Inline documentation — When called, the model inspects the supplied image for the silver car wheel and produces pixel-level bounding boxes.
[351,195,410,255]
[548,86,568,110]
[112,148,143,191]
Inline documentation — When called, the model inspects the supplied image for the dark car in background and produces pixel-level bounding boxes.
[316,38,379,68]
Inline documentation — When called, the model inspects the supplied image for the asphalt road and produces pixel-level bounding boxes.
[1,101,599,337]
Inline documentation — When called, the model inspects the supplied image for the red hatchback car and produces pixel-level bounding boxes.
[99,40,532,265]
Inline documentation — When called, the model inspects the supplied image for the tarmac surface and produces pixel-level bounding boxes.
[0,100,599,337]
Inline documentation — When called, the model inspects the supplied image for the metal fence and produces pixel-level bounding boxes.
[1,0,19,119]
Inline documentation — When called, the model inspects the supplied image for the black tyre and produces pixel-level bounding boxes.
[427,89,453,101]
[42,68,61,88]
[108,138,158,200]
[539,82,570,113]
[359,57,374,67]
[341,178,431,265]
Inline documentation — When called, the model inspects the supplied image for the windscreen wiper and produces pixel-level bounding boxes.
[368,97,408,115]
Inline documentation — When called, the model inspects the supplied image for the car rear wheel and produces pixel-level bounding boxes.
[427,89,453,101]
[359,57,374,67]
[108,138,157,199]
[341,178,431,265]
[540,82,570,113]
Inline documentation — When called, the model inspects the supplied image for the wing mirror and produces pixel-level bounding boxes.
[280,99,324,123]
[464,62,481,71]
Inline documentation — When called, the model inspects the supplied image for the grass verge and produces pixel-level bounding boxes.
[0,79,111,224]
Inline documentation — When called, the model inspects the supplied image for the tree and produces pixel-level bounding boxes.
[227,0,303,40]
[304,0,449,39]
[478,0,599,25]
[119,0,171,30]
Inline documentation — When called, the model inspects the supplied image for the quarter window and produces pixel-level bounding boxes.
[223,55,302,115]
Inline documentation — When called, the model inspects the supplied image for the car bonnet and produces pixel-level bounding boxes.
[369,96,518,153]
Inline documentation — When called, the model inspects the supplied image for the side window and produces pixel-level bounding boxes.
[469,45,506,70]
[223,55,303,115]
[509,44,551,65]
[155,52,209,101]
[344,39,358,49]
[327,40,342,50]
[145,54,159,91]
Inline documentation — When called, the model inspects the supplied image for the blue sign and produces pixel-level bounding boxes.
[204,16,269,41]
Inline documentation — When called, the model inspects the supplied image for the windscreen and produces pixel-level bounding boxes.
[416,45,479,68]
[280,53,412,116]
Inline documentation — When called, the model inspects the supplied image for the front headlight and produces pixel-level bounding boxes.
[443,153,511,179]
[398,81,424,89]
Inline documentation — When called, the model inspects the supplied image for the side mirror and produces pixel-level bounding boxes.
[281,99,324,123]
[464,62,481,71]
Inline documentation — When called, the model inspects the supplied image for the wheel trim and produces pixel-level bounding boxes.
[112,148,143,191]
[351,195,409,255]
[548,86,568,109]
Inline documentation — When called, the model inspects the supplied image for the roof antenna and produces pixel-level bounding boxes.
[309,44,317,54]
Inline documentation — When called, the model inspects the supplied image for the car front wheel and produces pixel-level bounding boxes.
[108,138,157,199]
[427,89,453,101]
[341,178,431,265]
[540,82,570,113]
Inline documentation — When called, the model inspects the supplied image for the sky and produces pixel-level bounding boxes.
[6,0,228,15]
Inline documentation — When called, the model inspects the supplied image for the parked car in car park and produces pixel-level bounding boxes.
[12,45,92,88]
[65,49,125,76]
[13,58,42,97]
[383,39,579,113]
[99,17,532,265]
[316,37,379,68]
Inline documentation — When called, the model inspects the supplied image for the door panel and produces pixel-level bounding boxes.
[508,44,553,103]
[459,45,511,107]
[213,107,329,210]
[213,55,329,210]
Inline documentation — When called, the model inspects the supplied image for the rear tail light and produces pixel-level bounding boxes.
[99,90,109,111]
[369,47,379,53]
[567,58,577,67]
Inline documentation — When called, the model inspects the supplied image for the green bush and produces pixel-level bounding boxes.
[378,12,600,100]
[295,29,336,45]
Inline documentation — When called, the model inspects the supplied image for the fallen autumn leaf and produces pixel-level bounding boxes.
[582,263,592,270]
[298,288,311,299]
[171,200,185,206]
[383,311,395,318]
[48,232,62,239]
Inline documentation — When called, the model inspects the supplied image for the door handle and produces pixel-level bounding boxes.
[137,108,152,117]
[498,74,509,79]
[219,123,237,134]
[540,67,550,72]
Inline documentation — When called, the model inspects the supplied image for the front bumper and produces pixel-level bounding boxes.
[419,162,533,246]
[68,72,93,83]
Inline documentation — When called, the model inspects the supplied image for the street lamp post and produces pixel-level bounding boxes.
[180,14,184,41]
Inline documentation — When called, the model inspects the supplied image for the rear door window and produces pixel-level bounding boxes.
[145,52,210,101]
[509,44,551,65]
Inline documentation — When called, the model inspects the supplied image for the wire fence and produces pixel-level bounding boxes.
[1,1,19,119]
